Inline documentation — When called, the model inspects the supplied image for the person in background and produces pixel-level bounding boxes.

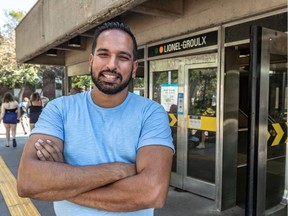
[17,21,174,216]
[196,99,215,149]
[68,87,84,95]
[26,92,49,131]
[19,97,29,134]
[0,92,20,147]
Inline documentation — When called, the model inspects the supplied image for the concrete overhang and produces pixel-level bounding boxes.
[16,0,183,65]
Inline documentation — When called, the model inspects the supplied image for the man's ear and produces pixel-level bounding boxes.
[132,60,138,79]
[89,54,94,65]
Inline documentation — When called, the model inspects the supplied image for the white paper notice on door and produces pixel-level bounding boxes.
[160,84,179,112]
[188,115,201,129]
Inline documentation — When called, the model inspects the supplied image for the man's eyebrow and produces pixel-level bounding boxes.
[119,51,132,59]
[95,48,109,52]
[96,48,132,58]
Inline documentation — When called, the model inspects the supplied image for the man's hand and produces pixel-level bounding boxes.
[35,139,64,162]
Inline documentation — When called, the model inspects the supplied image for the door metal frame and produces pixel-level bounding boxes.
[149,57,185,189]
[183,62,218,199]
[149,54,219,199]
[247,26,287,216]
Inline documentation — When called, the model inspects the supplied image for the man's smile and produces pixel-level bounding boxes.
[100,72,121,83]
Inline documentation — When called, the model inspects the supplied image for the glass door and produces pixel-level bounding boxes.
[247,26,287,216]
[149,57,183,188]
[184,63,218,199]
[149,54,218,199]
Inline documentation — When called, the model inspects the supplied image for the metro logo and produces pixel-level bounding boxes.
[154,46,164,55]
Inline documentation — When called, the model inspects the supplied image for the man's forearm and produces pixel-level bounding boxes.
[17,159,135,201]
[18,136,136,201]
[68,146,173,212]
[68,174,159,211]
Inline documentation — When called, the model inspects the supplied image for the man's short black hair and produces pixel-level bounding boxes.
[91,21,138,60]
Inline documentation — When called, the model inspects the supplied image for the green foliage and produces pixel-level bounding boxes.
[9,10,25,21]
[71,75,91,90]
[1,10,25,38]
[133,77,144,88]
[188,68,217,115]
[0,24,39,89]
[39,65,64,79]
[55,82,62,89]
[0,65,39,88]
[38,65,64,90]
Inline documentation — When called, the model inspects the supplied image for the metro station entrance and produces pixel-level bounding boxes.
[147,13,287,213]
[225,26,287,215]
[246,26,287,216]
[149,53,218,199]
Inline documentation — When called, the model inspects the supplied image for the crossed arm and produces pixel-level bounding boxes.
[17,134,173,212]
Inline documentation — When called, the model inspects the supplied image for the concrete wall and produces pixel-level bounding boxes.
[66,38,93,67]
[16,0,147,63]
[127,0,286,46]
[65,38,93,76]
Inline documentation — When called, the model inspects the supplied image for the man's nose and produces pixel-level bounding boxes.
[106,56,118,71]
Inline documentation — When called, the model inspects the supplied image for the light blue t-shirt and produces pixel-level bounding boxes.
[32,91,174,216]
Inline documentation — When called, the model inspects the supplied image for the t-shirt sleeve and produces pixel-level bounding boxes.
[138,103,175,152]
[31,98,64,141]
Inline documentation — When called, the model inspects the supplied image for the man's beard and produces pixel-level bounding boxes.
[90,67,133,95]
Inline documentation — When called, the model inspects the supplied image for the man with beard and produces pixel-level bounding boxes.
[17,22,174,216]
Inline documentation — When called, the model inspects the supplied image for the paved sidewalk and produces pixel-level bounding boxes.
[0,122,245,216]
[0,122,56,216]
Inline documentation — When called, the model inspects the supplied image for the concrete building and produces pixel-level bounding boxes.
[15,0,287,215]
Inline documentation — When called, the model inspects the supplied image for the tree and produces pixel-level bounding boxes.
[0,11,39,100]
[38,65,64,98]
[71,75,91,91]
[1,10,25,38]
[0,10,63,100]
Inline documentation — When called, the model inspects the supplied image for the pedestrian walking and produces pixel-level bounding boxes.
[0,92,20,147]
[19,97,29,134]
[26,92,49,131]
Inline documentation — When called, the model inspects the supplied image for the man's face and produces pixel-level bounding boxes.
[89,29,138,95]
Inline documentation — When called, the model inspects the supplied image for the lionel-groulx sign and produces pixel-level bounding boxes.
[148,31,217,58]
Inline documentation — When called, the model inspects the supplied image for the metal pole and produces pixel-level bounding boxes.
[246,26,262,216]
